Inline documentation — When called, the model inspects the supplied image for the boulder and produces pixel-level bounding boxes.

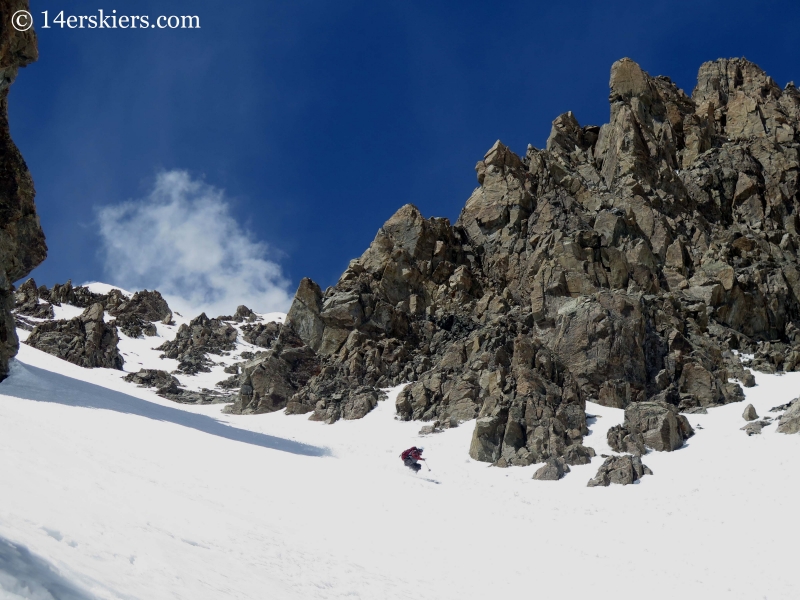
[741,420,770,436]
[776,399,800,434]
[607,424,647,456]
[587,455,653,487]
[469,414,507,463]
[217,305,259,323]
[742,404,758,421]
[562,444,597,465]
[532,457,571,481]
[124,369,180,395]
[614,401,694,452]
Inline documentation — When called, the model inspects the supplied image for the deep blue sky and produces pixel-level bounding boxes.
[9,0,800,304]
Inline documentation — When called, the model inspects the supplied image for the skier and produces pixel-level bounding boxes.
[400,446,425,472]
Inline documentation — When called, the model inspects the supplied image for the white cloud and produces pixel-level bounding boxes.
[96,170,293,318]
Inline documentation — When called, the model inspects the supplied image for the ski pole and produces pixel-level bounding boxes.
[425,461,431,472]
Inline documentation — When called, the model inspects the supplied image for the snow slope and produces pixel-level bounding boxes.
[2,325,800,598]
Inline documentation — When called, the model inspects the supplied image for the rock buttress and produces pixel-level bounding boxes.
[0,0,47,380]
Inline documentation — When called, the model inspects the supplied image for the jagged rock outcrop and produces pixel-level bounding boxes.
[111,313,157,338]
[26,303,123,369]
[230,325,320,415]
[45,280,105,308]
[106,290,172,339]
[234,56,800,468]
[13,277,53,319]
[19,281,172,339]
[217,305,259,323]
[157,313,237,374]
[107,289,172,323]
[776,398,800,434]
[240,320,281,348]
[464,335,594,467]
[587,454,653,487]
[0,1,47,380]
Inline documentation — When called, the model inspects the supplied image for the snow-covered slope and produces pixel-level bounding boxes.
[17,284,286,399]
[1,319,800,598]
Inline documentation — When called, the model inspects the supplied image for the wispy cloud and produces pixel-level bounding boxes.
[96,170,293,317]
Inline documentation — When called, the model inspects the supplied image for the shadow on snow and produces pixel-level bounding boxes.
[1,360,330,458]
[0,535,97,600]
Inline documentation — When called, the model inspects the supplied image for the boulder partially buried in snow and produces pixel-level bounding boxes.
[608,401,694,453]
[776,399,800,434]
[587,455,652,487]
[124,369,181,395]
[26,303,123,369]
[741,419,771,436]
[606,424,647,456]
[532,457,571,481]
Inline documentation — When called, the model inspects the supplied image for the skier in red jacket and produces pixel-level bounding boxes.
[400,446,425,472]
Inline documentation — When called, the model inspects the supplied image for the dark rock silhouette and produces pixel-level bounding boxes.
[0,0,47,380]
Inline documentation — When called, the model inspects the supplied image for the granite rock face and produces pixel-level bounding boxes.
[0,1,47,380]
[235,57,800,467]
[26,303,123,369]
[231,325,320,415]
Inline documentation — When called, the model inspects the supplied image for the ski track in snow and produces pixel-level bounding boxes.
[1,292,799,599]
